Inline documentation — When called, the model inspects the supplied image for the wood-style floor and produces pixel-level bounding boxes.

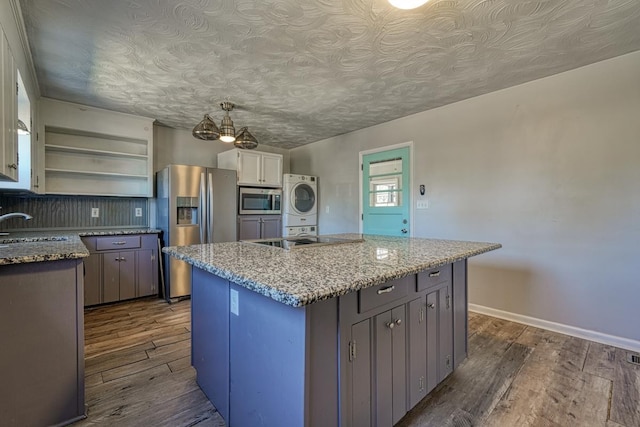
[75,298,640,426]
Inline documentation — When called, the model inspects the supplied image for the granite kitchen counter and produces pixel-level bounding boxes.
[0,228,160,265]
[163,234,501,307]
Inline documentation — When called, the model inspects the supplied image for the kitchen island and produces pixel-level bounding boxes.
[163,234,501,427]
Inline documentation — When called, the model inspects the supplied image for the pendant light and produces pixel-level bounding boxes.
[192,114,220,140]
[234,127,258,149]
[388,0,430,9]
[192,100,259,148]
[218,101,236,143]
[17,119,30,135]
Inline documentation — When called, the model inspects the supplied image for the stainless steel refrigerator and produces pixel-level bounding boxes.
[157,165,237,301]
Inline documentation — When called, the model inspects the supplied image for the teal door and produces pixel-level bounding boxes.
[362,147,410,236]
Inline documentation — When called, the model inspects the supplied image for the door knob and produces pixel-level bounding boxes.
[401,228,408,234]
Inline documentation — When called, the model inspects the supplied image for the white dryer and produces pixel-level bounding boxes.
[283,174,318,227]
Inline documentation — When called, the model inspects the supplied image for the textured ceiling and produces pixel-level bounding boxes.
[19,0,640,149]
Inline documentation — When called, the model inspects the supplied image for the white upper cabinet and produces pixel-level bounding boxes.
[218,149,283,187]
[0,27,18,182]
[41,98,154,197]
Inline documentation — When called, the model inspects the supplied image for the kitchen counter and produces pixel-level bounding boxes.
[162,234,501,307]
[0,228,160,265]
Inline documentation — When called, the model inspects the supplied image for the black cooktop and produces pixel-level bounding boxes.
[243,235,364,250]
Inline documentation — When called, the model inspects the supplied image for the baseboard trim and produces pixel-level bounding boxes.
[469,303,640,353]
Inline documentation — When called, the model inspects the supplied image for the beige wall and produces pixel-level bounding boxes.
[153,126,290,172]
[290,51,640,343]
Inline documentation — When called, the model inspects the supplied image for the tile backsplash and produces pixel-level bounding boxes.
[0,195,149,230]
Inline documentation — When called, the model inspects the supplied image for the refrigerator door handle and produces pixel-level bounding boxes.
[208,172,214,243]
[199,172,206,243]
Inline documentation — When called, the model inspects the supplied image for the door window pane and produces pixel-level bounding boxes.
[368,157,403,207]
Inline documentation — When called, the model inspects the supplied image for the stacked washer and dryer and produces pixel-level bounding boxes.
[282,174,318,237]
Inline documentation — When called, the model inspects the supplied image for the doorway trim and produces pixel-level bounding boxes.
[359,141,414,235]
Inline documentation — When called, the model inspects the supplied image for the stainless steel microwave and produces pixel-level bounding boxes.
[239,187,282,215]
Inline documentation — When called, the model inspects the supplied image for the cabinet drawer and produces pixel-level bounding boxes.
[417,264,452,292]
[359,276,410,313]
[95,235,141,251]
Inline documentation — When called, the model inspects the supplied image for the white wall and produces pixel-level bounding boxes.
[154,126,290,173]
[290,51,640,344]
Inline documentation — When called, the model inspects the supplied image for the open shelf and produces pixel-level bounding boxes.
[42,116,153,197]
[45,144,149,159]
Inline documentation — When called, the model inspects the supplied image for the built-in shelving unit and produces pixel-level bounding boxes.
[41,99,154,197]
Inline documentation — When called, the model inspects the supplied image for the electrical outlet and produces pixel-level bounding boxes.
[417,200,429,209]
[230,289,239,316]
[135,208,143,217]
[91,207,100,218]
[325,205,330,214]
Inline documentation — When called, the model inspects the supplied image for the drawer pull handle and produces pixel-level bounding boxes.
[427,302,436,309]
[386,322,395,329]
[377,285,395,295]
[429,271,440,277]
[112,241,127,245]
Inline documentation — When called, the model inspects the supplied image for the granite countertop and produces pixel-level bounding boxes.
[163,234,501,307]
[0,228,161,265]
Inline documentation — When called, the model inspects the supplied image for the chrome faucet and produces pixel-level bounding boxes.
[0,210,33,235]
[0,212,33,222]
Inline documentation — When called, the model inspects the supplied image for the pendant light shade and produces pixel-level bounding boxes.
[219,102,236,143]
[388,0,430,9]
[234,127,258,149]
[192,114,220,140]
[17,119,30,135]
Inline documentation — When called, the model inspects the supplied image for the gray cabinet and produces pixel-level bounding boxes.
[342,264,460,427]
[0,259,85,426]
[82,233,159,306]
[349,319,371,427]
[238,215,282,240]
[375,304,407,426]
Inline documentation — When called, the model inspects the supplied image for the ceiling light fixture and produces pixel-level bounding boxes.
[218,101,236,143]
[192,101,259,149]
[17,119,30,135]
[388,0,430,9]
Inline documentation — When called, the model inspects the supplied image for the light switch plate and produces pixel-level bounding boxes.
[417,200,429,209]
[91,207,100,218]
[135,208,143,217]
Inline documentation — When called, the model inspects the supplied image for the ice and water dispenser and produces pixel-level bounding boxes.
[176,196,198,225]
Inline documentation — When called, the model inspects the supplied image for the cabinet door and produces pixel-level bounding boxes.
[438,284,453,381]
[261,153,282,186]
[237,151,262,185]
[350,319,371,427]
[375,304,407,426]
[118,251,136,300]
[136,249,156,297]
[0,31,18,182]
[407,297,427,408]
[260,216,281,239]
[103,254,121,303]
[83,253,102,306]
[238,216,262,240]
[425,290,438,393]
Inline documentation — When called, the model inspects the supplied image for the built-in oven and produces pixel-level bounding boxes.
[238,187,282,215]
